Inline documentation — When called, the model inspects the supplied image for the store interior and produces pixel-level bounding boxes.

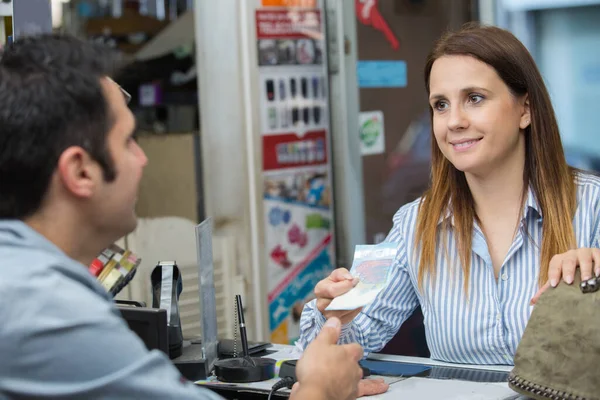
[2,0,600,357]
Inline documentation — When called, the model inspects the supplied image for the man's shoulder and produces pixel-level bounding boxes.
[0,256,218,399]
[0,245,103,299]
[0,222,87,280]
[0,249,124,385]
[0,246,112,340]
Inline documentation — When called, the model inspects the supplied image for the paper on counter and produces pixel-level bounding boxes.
[326,243,396,311]
[367,377,523,400]
[267,346,304,361]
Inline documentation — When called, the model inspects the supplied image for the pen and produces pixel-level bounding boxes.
[236,294,253,364]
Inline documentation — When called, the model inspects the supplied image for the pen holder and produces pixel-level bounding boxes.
[214,357,276,383]
[213,294,276,383]
[151,261,183,359]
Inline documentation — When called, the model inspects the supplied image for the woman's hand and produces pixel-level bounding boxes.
[531,248,600,305]
[315,268,362,325]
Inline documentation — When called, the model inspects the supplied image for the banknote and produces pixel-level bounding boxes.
[325,242,396,311]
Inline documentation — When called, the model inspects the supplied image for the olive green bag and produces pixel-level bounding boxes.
[509,271,600,400]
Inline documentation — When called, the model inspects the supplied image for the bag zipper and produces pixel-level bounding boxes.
[509,372,588,400]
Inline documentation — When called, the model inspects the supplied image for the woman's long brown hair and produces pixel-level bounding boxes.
[416,23,576,292]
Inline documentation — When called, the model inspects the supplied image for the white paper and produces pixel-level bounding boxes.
[266,346,304,362]
[326,283,382,310]
[365,377,524,400]
[326,243,396,311]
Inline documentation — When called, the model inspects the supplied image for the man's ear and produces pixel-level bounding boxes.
[519,94,531,130]
[56,146,100,198]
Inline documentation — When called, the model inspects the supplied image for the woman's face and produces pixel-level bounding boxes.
[428,55,530,179]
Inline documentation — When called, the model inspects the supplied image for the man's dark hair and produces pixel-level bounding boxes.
[0,34,123,219]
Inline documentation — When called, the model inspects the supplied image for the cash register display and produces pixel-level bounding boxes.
[195,218,219,372]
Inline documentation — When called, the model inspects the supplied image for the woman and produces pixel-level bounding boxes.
[297,23,600,365]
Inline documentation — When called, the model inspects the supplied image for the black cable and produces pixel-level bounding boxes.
[267,377,295,400]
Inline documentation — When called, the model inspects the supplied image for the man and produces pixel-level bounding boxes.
[0,35,382,399]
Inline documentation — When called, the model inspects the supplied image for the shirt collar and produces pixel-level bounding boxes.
[0,220,66,256]
[523,185,542,221]
[436,185,542,226]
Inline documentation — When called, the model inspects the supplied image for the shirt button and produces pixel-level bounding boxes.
[496,313,501,321]
[501,273,508,281]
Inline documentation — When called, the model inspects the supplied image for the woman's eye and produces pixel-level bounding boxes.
[469,94,484,104]
[434,101,448,111]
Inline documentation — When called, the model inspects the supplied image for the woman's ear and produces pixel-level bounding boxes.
[520,94,531,130]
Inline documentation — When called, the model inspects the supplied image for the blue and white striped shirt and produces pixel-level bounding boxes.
[298,172,600,365]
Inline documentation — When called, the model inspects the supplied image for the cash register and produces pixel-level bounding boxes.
[118,218,271,381]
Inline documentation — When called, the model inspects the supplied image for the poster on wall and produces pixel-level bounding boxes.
[256,3,335,344]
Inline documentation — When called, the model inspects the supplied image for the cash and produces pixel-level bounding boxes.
[325,242,396,311]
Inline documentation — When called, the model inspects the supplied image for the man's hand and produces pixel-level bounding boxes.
[531,248,600,305]
[291,377,389,399]
[357,378,389,397]
[315,268,362,325]
[291,317,364,400]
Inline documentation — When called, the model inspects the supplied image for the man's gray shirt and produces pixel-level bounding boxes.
[0,220,222,399]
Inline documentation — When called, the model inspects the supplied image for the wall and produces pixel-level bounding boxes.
[357,0,474,243]
[536,5,600,158]
[325,0,366,266]
[194,0,262,338]
[136,133,199,222]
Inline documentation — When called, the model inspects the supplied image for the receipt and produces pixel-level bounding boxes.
[325,243,396,311]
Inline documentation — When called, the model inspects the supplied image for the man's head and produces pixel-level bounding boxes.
[0,34,147,240]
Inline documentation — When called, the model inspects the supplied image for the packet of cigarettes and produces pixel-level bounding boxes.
[89,244,141,297]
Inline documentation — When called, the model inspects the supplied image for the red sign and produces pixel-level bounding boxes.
[256,9,322,39]
[355,0,399,50]
[263,131,328,171]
